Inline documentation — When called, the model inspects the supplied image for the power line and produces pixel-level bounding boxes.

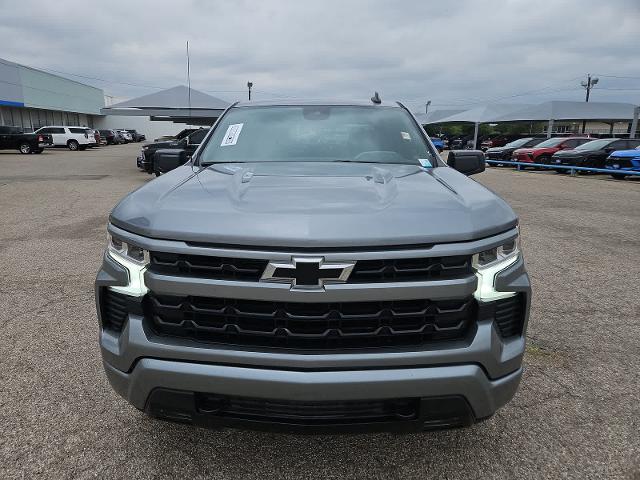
[596,87,640,91]
[402,76,584,107]
[593,74,640,80]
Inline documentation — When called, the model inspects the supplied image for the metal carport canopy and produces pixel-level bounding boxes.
[492,101,640,139]
[424,104,532,148]
[492,100,638,122]
[100,85,231,124]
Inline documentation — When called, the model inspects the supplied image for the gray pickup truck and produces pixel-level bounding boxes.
[96,99,530,432]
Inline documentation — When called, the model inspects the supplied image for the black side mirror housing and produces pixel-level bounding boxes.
[447,150,485,176]
[155,149,190,174]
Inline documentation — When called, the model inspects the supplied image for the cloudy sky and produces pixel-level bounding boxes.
[1,0,639,112]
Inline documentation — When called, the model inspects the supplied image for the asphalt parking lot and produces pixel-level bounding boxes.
[0,144,638,480]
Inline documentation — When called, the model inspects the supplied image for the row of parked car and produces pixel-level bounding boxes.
[0,125,145,154]
[484,136,640,179]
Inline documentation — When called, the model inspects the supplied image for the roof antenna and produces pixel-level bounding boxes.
[371,91,381,104]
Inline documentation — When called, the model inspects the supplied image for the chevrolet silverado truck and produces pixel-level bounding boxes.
[0,125,53,154]
[96,99,530,432]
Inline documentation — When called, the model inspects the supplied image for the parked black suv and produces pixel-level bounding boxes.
[137,128,209,175]
[0,126,53,154]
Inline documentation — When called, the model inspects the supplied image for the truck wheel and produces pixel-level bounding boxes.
[68,140,79,151]
[19,143,32,154]
[610,174,627,180]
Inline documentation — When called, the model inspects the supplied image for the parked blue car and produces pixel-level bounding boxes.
[430,137,444,152]
[605,146,640,179]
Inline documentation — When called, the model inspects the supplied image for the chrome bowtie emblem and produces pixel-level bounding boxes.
[261,257,355,290]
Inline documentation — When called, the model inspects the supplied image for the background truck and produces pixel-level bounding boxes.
[0,126,53,154]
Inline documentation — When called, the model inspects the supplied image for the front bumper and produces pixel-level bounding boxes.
[104,358,521,431]
[96,227,530,431]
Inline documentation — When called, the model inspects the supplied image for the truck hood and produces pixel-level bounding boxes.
[110,162,517,248]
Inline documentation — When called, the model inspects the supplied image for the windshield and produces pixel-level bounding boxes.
[504,138,533,148]
[534,138,565,148]
[198,106,436,166]
[574,139,612,151]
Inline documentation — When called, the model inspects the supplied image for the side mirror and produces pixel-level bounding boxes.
[155,149,190,174]
[447,150,485,176]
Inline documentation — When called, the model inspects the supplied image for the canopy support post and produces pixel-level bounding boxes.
[473,122,479,149]
[631,107,639,139]
[547,119,554,138]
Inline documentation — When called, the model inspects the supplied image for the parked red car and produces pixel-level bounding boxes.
[512,137,592,166]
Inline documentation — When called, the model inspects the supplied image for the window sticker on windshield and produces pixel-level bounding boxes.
[401,131,411,140]
[220,123,244,146]
[418,158,432,168]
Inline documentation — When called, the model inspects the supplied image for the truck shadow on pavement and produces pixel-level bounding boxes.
[120,411,512,478]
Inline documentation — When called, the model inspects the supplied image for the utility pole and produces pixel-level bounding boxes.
[186,41,191,114]
[580,74,599,133]
[247,81,253,101]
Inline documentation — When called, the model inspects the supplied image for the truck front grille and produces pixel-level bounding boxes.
[150,252,268,281]
[195,394,420,424]
[145,294,476,350]
[149,252,472,283]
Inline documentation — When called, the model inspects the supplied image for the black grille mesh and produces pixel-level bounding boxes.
[149,252,472,283]
[195,394,419,424]
[150,252,267,281]
[145,294,476,350]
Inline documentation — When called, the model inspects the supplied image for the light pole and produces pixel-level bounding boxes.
[247,81,253,101]
[580,75,599,133]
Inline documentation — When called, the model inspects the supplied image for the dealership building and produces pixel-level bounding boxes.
[0,57,220,140]
[0,57,104,131]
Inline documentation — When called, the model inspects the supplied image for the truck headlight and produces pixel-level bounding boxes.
[108,233,149,265]
[107,233,149,296]
[473,232,520,301]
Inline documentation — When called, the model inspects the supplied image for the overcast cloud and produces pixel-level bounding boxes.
[0,0,638,111]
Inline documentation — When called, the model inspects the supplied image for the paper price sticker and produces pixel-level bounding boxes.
[221,123,244,146]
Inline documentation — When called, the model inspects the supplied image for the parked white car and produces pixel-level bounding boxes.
[34,126,92,151]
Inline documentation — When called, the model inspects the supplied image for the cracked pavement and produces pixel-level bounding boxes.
[0,146,639,479]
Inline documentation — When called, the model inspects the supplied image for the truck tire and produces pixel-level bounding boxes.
[19,142,32,154]
[68,140,79,151]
